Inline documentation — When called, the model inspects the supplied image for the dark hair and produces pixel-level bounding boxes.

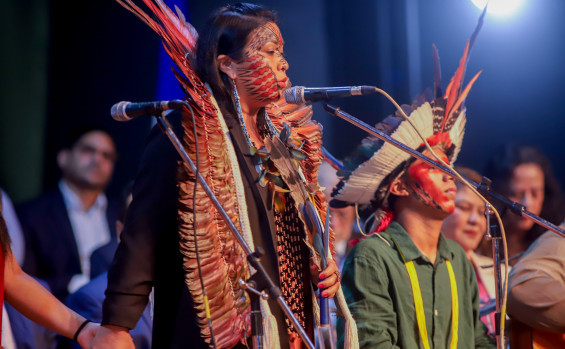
[194,3,277,117]
[60,124,115,151]
[483,144,565,244]
[453,165,482,189]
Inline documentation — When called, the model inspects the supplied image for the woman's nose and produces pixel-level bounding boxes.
[279,57,289,72]
[468,211,479,224]
[522,192,534,209]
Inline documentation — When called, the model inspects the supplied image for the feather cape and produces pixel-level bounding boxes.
[115,1,331,347]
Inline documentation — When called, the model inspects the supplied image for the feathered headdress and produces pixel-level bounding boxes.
[332,8,485,231]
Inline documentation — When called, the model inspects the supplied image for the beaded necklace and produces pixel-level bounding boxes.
[233,83,311,341]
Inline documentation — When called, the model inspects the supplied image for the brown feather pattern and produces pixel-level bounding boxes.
[116,0,251,347]
[116,1,335,346]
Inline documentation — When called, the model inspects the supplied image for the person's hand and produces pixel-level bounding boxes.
[312,258,340,298]
[92,325,134,349]
[77,322,99,349]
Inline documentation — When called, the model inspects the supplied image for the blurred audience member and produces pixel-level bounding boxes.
[507,227,565,333]
[318,159,360,341]
[318,159,340,202]
[482,144,565,264]
[442,166,504,335]
[318,160,358,270]
[63,184,152,349]
[0,194,98,348]
[87,182,133,280]
[329,205,356,271]
[17,125,121,300]
[1,188,57,348]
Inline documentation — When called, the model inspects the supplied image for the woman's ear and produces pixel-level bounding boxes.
[389,176,411,197]
[217,54,236,80]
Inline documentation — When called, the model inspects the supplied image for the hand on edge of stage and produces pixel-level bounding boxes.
[313,258,340,298]
[91,324,135,349]
[77,322,99,349]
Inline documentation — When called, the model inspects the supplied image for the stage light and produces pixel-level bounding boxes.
[470,0,525,16]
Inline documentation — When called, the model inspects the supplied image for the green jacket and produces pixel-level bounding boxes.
[337,221,495,348]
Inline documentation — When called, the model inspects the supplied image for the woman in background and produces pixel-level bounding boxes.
[480,144,565,263]
[441,166,502,335]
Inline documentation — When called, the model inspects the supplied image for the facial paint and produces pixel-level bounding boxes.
[407,150,456,214]
[234,22,288,103]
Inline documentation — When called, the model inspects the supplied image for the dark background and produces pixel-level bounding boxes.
[2,0,564,204]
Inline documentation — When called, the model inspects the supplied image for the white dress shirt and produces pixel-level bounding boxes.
[1,305,16,349]
[59,180,111,293]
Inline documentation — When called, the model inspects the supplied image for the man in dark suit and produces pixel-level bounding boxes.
[17,126,120,301]
[62,180,147,349]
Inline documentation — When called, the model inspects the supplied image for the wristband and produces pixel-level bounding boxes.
[73,319,92,342]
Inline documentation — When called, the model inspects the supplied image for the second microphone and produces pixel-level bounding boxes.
[284,86,377,104]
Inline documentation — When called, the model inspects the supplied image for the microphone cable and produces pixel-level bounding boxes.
[374,86,510,345]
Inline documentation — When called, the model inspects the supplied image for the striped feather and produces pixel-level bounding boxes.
[432,98,446,133]
[116,1,252,347]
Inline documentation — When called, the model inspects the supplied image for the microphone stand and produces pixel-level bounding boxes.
[322,103,565,349]
[153,108,315,349]
[322,103,565,238]
[484,202,505,348]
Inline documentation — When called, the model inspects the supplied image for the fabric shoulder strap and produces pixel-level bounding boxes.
[387,232,459,349]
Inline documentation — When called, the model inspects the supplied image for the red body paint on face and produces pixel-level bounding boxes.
[245,54,279,98]
[234,22,288,104]
[407,149,456,214]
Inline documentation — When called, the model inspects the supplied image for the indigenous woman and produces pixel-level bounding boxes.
[94,2,352,349]
[441,166,503,335]
[481,144,565,264]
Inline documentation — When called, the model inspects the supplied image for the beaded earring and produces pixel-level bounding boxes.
[232,79,256,150]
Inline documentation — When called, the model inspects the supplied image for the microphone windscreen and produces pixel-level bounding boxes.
[110,101,131,122]
[284,86,305,105]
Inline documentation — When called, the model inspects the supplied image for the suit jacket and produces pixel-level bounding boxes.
[63,272,152,349]
[102,110,303,348]
[89,239,119,280]
[16,187,120,301]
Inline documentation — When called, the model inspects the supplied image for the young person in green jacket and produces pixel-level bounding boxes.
[332,9,495,349]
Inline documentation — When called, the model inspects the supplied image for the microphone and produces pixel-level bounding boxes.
[284,85,377,104]
[111,100,186,121]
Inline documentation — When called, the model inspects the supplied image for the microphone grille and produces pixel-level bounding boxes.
[110,101,130,122]
[284,86,305,105]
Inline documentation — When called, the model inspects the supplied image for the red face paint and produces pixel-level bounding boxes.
[234,22,288,104]
[407,149,456,214]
